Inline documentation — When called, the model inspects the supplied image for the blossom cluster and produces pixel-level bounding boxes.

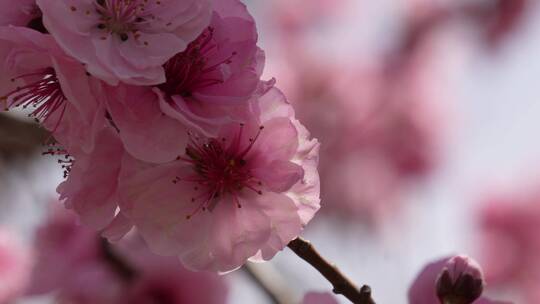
[0,0,320,272]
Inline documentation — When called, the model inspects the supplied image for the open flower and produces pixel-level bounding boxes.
[0,26,106,153]
[117,88,320,272]
[156,0,271,135]
[105,0,270,163]
[36,0,213,85]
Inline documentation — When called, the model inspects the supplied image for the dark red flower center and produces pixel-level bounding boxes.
[174,124,265,219]
[158,27,236,99]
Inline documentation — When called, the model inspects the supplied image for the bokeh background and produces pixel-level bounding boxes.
[1,0,540,303]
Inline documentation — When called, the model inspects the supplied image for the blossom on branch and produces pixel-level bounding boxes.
[118,88,320,272]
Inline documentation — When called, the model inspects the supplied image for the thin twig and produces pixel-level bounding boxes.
[287,237,376,304]
[243,262,297,304]
[99,237,138,283]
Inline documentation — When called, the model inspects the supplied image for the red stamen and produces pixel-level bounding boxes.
[159,27,237,99]
[2,68,67,131]
[175,125,265,219]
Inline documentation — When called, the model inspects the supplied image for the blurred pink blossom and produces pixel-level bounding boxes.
[302,292,339,304]
[266,50,440,223]
[269,0,349,34]
[36,0,213,85]
[28,205,227,304]
[0,228,32,304]
[119,236,228,304]
[479,191,540,304]
[118,87,320,272]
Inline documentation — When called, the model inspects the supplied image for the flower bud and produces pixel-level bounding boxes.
[436,256,485,304]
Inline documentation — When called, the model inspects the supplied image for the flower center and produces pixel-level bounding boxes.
[158,27,236,98]
[93,0,153,42]
[173,124,265,219]
[2,68,67,129]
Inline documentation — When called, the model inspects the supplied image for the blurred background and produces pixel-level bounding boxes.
[1,0,540,303]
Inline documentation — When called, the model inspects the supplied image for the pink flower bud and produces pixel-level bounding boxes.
[436,256,485,304]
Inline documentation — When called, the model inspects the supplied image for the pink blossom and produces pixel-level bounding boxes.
[464,0,529,49]
[302,292,339,304]
[479,192,540,304]
[156,0,270,136]
[119,236,228,304]
[105,0,270,163]
[408,255,512,304]
[0,26,106,153]
[28,206,227,304]
[104,83,192,163]
[36,0,213,85]
[269,0,349,34]
[56,127,127,232]
[117,87,320,272]
[0,228,32,303]
[0,0,39,27]
[266,51,440,223]
[26,205,103,296]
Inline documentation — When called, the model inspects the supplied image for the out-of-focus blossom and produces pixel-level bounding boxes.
[120,236,228,304]
[408,255,512,304]
[26,204,104,296]
[266,49,440,223]
[0,26,106,153]
[479,191,540,304]
[37,0,213,85]
[260,0,444,224]
[0,0,39,27]
[269,0,349,34]
[0,228,32,303]
[302,292,339,304]
[405,0,532,51]
[118,88,320,272]
[464,0,530,49]
[28,205,227,304]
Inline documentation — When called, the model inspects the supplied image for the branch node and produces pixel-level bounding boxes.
[287,237,376,304]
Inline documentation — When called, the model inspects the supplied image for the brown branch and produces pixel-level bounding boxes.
[99,237,138,283]
[243,262,296,304]
[287,237,375,304]
[0,113,49,160]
